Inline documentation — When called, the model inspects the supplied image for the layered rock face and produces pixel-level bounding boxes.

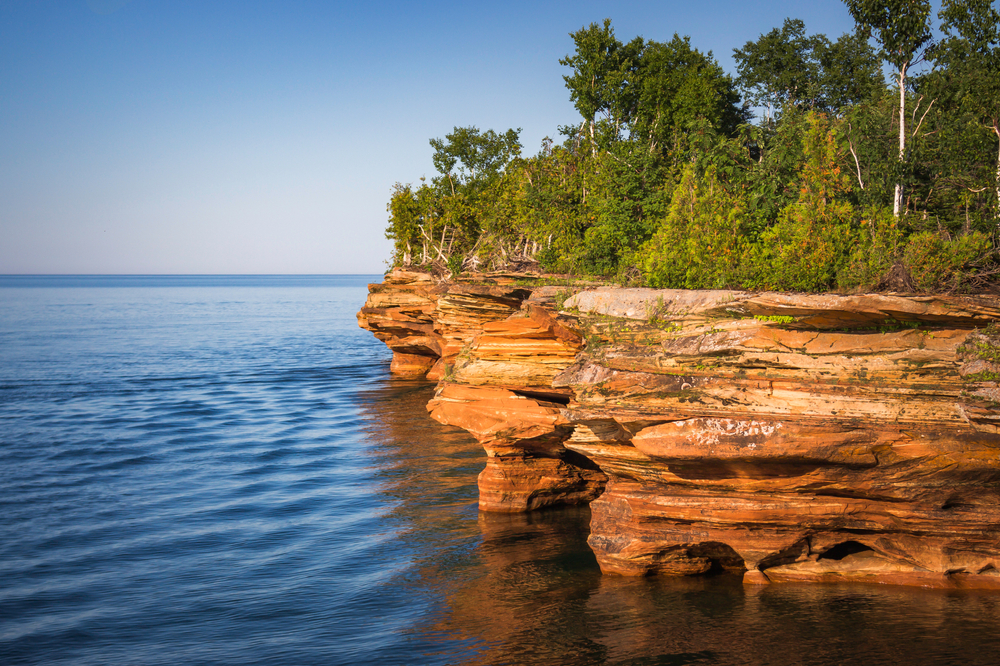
[427,299,607,512]
[358,271,608,511]
[356,269,531,379]
[359,270,1000,589]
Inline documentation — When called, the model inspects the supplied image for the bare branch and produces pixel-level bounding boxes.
[847,123,865,190]
[910,95,924,125]
[911,98,935,139]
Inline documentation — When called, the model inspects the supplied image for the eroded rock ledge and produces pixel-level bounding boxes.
[358,269,1000,590]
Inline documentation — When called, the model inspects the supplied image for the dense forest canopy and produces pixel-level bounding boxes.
[385,1,1000,293]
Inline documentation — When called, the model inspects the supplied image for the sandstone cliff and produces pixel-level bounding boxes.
[358,269,1000,590]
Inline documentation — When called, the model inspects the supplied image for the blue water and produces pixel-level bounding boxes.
[2,275,1000,665]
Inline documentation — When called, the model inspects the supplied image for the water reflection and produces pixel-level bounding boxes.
[357,379,1000,666]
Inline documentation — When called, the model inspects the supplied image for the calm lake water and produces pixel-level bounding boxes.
[2,275,999,665]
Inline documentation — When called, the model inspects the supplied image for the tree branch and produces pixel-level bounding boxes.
[911,98,935,139]
[847,123,866,190]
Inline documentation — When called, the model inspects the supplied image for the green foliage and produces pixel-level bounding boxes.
[843,0,933,72]
[902,231,994,292]
[838,208,904,289]
[745,113,855,291]
[754,315,797,324]
[386,182,441,267]
[964,370,1000,382]
[958,322,1000,385]
[739,108,811,227]
[559,19,644,144]
[734,19,826,116]
[578,144,672,276]
[639,165,750,289]
[561,19,747,152]
[935,0,1000,221]
[961,322,1000,363]
[816,29,885,111]
[446,253,463,277]
[382,17,1000,295]
[430,126,522,195]
[844,0,935,217]
[635,35,746,145]
[734,20,884,121]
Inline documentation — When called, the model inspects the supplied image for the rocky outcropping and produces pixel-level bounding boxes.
[358,269,1000,590]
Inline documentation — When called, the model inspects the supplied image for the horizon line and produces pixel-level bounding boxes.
[0,272,387,277]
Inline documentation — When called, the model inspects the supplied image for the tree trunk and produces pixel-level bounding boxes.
[994,121,1000,221]
[894,62,909,218]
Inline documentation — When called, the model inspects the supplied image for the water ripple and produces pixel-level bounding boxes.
[3,279,1000,665]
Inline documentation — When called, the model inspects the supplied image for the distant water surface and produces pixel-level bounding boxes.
[1,275,999,665]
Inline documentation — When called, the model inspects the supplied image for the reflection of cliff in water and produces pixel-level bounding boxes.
[358,379,483,509]
[354,378,484,564]
[438,524,1000,666]
[354,379,1000,665]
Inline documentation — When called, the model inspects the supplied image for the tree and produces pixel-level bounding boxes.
[815,29,885,112]
[639,165,751,288]
[937,0,1000,219]
[733,19,825,123]
[635,34,746,148]
[429,126,522,195]
[559,19,644,151]
[746,112,855,291]
[843,0,934,217]
[735,20,883,121]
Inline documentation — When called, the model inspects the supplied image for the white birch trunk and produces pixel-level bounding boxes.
[894,63,909,218]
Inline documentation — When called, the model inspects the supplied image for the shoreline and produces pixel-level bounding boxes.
[359,267,1000,590]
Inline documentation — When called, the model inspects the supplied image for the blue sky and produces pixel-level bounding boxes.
[1,0,861,274]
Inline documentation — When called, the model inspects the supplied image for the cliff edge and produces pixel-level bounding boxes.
[358,268,1000,590]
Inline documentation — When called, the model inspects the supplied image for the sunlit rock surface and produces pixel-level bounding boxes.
[359,269,1000,589]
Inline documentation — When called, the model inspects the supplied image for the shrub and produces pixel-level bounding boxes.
[902,231,995,292]
[838,208,904,290]
[639,165,750,289]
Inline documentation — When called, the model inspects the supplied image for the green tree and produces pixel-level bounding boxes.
[735,19,884,121]
[745,112,856,291]
[429,126,522,195]
[386,182,447,266]
[635,34,746,149]
[815,29,885,112]
[734,19,825,122]
[639,165,750,288]
[559,19,644,151]
[938,0,1000,219]
[843,0,935,217]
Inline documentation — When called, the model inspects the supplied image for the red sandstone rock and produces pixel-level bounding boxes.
[427,384,605,512]
[356,269,443,373]
[360,274,1000,589]
[389,352,437,377]
[357,268,536,378]
[452,304,584,390]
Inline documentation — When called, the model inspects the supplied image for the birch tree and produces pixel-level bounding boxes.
[844,0,934,217]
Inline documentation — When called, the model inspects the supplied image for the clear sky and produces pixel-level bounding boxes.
[1,0,861,274]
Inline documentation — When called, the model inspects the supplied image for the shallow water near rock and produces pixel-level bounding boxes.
[1,275,999,665]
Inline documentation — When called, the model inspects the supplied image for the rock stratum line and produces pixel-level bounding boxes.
[358,268,1000,589]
